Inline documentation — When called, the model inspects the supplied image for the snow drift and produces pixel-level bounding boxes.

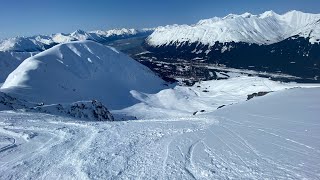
[1,40,166,109]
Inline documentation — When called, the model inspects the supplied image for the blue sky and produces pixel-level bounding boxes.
[0,0,319,39]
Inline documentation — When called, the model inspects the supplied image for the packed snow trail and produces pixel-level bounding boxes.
[0,88,319,179]
[0,113,99,179]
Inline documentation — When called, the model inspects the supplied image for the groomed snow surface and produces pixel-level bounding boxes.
[1,74,320,179]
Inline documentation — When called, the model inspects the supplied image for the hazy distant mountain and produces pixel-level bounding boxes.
[0,28,154,52]
[0,28,154,82]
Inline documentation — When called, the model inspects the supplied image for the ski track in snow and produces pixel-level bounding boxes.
[0,87,320,179]
[0,112,319,178]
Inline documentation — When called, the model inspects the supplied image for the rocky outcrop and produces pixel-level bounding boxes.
[247,91,271,100]
[31,100,114,121]
[0,92,114,121]
[0,92,31,110]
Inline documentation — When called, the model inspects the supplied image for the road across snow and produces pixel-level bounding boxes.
[0,87,319,179]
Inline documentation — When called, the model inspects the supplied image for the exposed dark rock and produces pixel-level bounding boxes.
[1,92,114,121]
[32,100,114,121]
[247,91,272,100]
[0,92,31,110]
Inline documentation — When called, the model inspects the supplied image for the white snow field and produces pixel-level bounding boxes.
[0,85,319,179]
[0,40,167,109]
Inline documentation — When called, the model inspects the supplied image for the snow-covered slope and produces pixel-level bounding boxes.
[0,28,154,52]
[0,51,36,82]
[147,10,320,46]
[0,40,166,109]
[115,76,320,119]
[291,17,320,44]
[0,86,319,179]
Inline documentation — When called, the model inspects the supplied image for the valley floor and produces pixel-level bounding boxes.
[0,78,320,179]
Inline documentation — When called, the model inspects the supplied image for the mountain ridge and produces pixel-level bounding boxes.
[137,10,320,82]
[147,10,320,46]
[0,28,154,52]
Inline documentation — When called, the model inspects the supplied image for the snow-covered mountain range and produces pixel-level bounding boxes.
[141,10,320,81]
[0,28,154,82]
[0,28,153,52]
[147,10,320,46]
[1,40,166,109]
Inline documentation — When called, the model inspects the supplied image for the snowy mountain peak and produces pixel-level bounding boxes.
[147,10,320,46]
[1,40,166,109]
[241,12,254,18]
[74,29,86,33]
[285,10,303,15]
[71,29,87,35]
[259,10,278,18]
[223,12,255,19]
[69,29,92,41]
[197,17,221,25]
[223,13,239,19]
[222,12,255,19]
[105,28,138,36]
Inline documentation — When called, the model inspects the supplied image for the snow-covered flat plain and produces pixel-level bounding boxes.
[0,76,320,179]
